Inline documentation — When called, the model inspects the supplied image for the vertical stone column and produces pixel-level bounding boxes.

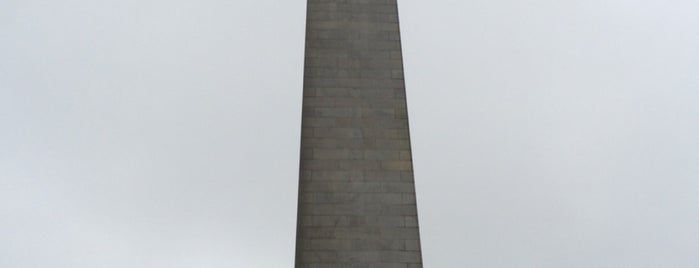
[296,0,422,267]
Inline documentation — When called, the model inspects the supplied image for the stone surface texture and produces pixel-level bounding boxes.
[296,0,422,267]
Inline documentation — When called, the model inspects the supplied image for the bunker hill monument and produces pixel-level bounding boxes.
[296,0,423,267]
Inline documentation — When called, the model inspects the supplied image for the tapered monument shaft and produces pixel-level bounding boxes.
[296,0,422,267]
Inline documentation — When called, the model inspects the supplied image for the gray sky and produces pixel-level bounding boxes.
[1,0,698,267]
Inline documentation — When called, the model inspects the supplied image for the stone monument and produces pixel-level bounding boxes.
[296,0,422,267]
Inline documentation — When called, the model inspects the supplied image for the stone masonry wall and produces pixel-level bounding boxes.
[296,0,422,267]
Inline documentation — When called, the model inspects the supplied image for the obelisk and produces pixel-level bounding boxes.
[295,0,422,267]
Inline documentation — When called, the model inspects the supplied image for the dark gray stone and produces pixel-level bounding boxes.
[296,0,422,267]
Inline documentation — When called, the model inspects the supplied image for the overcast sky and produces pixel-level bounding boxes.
[1,0,698,267]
